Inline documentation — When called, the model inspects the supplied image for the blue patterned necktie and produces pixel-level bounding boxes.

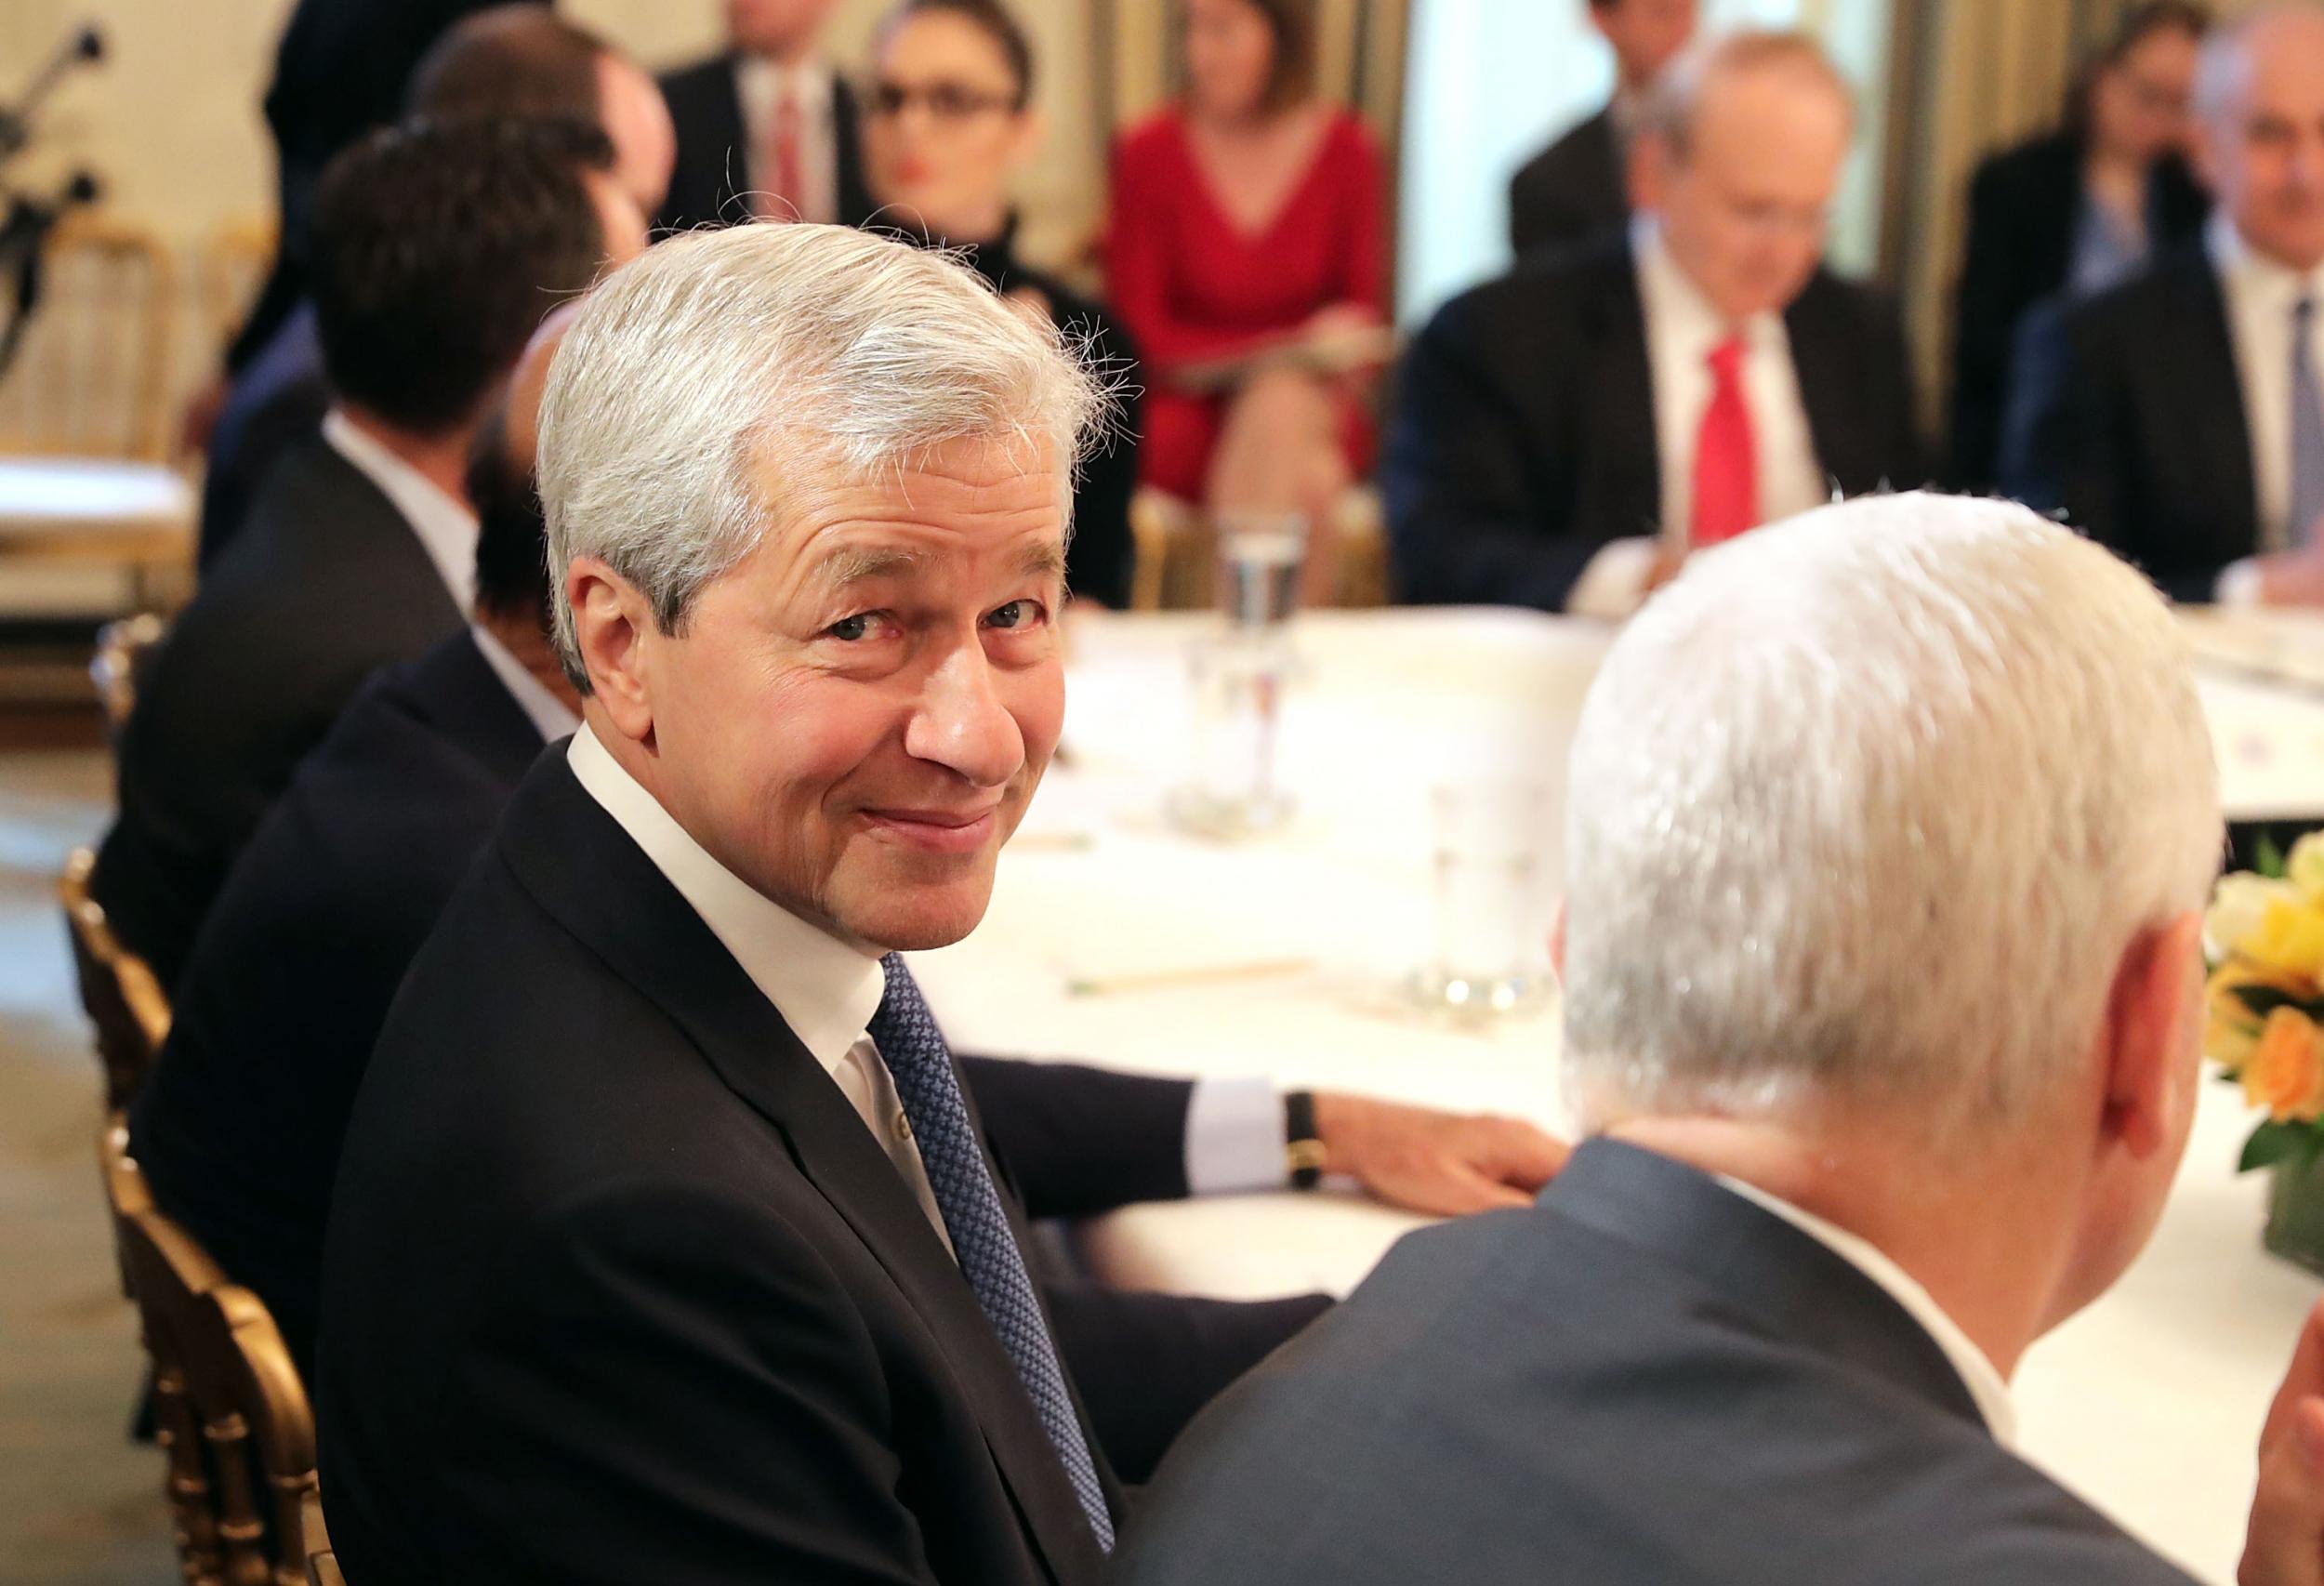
[867,955,1115,1552]
[2290,295,2324,548]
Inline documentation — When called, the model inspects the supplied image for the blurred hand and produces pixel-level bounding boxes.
[1644,543,1687,598]
[2241,1298,2324,1586]
[2257,545,2324,607]
[1301,302,1382,342]
[1312,1092,1570,1216]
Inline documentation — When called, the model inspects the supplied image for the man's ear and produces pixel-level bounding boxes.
[2100,910,2207,1158]
[1549,901,1568,980]
[566,555,657,745]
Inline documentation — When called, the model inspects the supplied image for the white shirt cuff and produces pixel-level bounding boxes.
[2216,557,2265,609]
[1566,535,1660,620]
[1183,1076,1286,1196]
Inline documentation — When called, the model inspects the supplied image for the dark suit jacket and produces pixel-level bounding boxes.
[317,752,1318,1582]
[136,633,1317,1466]
[1949,134,2209,490]
[1384,238,1924,610]
[89,437,464,992]
[2001,244,2255,603]
[655,53,875,234]
[1115,1139,2199,1586]
[1507,108,1626,259]
[200,302,329,572]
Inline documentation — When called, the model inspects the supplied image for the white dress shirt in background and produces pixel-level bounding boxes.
[736,56,838,225]
[2208,212,2324,604]
[1567,218,1829,621]
[322,407,478,616]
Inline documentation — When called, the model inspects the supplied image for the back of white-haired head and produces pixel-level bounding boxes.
[536,222,1108,691]
[1562,493,2222,1140]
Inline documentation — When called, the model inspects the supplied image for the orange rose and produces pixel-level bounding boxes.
[2209,963,2317,1073]
[2240,1006,2324,1122]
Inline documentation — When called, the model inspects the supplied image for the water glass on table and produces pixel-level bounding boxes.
[1167,631,1295,839]
[1416,781,1551,1017]
[1215,513,1308,625]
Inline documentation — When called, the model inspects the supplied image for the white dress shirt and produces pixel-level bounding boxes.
[565,725,1287,1239]
[1567,218,1830,621]
[469,625,579,743]
[2208,212,2324,604]
[735,56,838,225]
[322,408,479,615]
[1719,1175,2017,1447]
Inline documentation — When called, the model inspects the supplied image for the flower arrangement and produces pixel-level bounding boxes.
[2205,833,2324,1171]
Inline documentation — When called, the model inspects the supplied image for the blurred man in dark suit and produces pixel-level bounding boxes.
[1116,493,2324,1586]
[200,6,675,571]
[317,224,1564,1585]
[1390,31,1921,615]
[657,0,875,232]
[90,119,641,993]
[2007,4,2324,605]
[1507,0,1698,258]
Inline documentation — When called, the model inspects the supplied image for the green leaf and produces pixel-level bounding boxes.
[2242,1119,2324,1173]
[2258,834,2290,880]
[2236,985,2311,1020]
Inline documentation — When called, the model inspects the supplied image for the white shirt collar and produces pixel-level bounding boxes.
[737,54,834,118]
[469,625,578,744]
[1717,1175,2018,1447]
[2207,209,2324,310]
[322,408,478,615]
[564,722,884,1074]
[1632,215,1786,355]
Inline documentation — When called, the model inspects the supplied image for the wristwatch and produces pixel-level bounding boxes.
[1285,1089,1326,1190]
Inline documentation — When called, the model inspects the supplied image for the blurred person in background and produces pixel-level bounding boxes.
[1950,1,2210,493]
[861,0,1141,607]
[2006,3,2324,605]
[657,0,876,231]
[89,119,640,994]
[1385,31,1921,617]
[200,6,674,572]
[1105,0,1387,596]
[1508,0,1700,258]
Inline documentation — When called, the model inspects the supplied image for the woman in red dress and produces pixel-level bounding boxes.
[1105,0,1388,577]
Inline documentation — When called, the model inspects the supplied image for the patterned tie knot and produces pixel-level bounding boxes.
[1707,334,1748,385]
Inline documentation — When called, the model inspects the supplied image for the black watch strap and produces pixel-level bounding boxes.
[1285,1089,1325,1190]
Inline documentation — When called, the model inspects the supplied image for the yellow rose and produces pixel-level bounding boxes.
[2208,873,2304,960]
[2291,832,2324,906]
[2242,898,2324,979]
[2241,1006,2324,1123]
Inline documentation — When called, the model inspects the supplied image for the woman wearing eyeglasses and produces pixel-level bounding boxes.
[1952,0,2212,492]
[1105,0,1388,592]
[859,0,1142,608]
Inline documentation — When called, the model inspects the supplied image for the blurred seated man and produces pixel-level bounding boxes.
[657,0,875,231]
[1508,0,1699,258]
[861,0,1141,607]
[316,224,1565,1585]
[1114,493,2324,1586]
[2006,4,2324,606]
[90,119,641,994]
[1386,30,1921,617]
[130,311,1535,1480]
[200,5,675,570]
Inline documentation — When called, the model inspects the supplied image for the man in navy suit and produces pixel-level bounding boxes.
[1116,493,2324,1586]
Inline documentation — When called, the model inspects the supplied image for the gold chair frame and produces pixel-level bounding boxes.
[59,845,171,1110]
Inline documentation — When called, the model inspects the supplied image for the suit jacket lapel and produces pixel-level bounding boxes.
[497,755,1106,1582]
[1592,245,1663,538]
[407,632,550,788]
[1785,273,1868,493]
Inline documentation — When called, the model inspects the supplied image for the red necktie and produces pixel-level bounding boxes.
[762,86,804,221]
[1692,335,1757,548]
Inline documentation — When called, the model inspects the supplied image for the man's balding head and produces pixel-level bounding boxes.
[2194,4,2324,271]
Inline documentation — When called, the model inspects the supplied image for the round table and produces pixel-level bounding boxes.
[910,606,2324,1584]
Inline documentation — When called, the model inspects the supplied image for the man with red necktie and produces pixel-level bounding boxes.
[1386,29,1925,618]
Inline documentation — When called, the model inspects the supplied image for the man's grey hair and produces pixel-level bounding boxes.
[1561,494,2222,1139]
[1640,28,1855,155]
[536,222,1109,691]
[2194,3,2324,126]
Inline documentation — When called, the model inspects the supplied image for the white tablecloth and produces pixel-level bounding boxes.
[910,606,2324,1585]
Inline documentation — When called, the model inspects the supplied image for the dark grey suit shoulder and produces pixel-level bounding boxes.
[1112,1141,2196,1586]
[1508,108,1627,258]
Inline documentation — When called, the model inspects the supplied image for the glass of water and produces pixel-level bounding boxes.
[1168,631,1295,839]
[1417,781,1550,1016]
[1215,513,1308,627]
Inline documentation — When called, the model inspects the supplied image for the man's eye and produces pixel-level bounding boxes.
[827,614,874,641]
[987,600,1040,630]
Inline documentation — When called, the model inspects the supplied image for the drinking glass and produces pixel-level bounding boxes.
[1416,781,1550,1015]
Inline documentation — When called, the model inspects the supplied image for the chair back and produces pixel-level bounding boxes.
[100,1122,321,1586]
[0,213,177,462]
[90,611,166,731]
[202,218,276,370]
[59,845,171,1108]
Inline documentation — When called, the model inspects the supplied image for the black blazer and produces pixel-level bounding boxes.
[316,752,1314,1583]
[2001,244,2256,602]
[89,437,464,992]
[1507,108,1627,258]
[1115,1139,2199,1586]
[1950,133,2209,490]
[137,632,1319,1464]
[200,303,329,573]
[655,53,876,234]
[1384,238,1924,611]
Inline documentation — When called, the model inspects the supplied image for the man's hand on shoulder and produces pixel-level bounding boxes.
[1311,1092,1569,1216]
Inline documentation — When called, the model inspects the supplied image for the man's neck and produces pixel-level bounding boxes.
[1604,1113,2075,1380]
[749,38,822,72]
[334,404,474,511]
[476,604,582,713]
